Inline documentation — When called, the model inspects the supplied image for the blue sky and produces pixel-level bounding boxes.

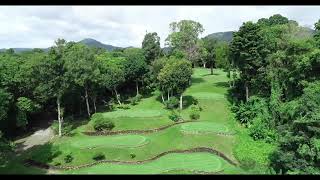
[0,6,319,48]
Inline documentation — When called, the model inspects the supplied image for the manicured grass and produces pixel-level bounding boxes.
[66,152,233,174]
[2,68,274,174]
[68,135,149,149]
[180,122,230,134]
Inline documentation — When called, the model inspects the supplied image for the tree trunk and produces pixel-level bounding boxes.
[84,87,91,118]
[161,93,165,104]
[210,62,213,75]
[180,94,183,110]
[93,97,97,113]
[245,82,249,102]
[114,89,122,105]
[228,71,232,88]
[136,81,139,96]
[57,97,62,137]
[232,70,236,87]
[167,90,170,101]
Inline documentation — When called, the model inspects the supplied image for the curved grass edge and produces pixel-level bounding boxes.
[83,120,236,137]
[23,147,239,171]
[160,169,225,174]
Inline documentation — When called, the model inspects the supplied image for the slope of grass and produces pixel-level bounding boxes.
[67,152,239,174]
[1,68,275,174]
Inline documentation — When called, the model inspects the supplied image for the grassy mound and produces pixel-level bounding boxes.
[180,122,230,134]
[68,135,149,149]
[67,152,231,174]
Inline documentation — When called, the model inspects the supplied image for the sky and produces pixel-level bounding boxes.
[0,6,320,49]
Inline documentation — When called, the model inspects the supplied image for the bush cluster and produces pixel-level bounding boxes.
[168,110,181,122]
[129,94,143,105]
[91,113,115,132]
[164,97,179,109]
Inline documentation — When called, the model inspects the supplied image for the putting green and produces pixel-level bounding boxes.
[69,135,149,149]
[180,122,229,134]
[67,152,225,174]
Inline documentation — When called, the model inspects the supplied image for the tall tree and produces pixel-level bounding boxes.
[123,48,148,95]
[96,52,126,105]
[202,37,218,75]
[64,43,98,118]
[165,20,204,64]
[230,22,266,102]
[33,39,69,137]
[158,58,193,109]
[142,32,161,64]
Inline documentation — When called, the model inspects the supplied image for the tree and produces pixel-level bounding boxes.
[230,21,267,102]
[202,37,218,75]
[15,97,40,129]
[123,48,148,95]
[142,32,161,64]
[0,89,12,133]
[165,20,204,64]
[314,20,320,48]
[33,39,69,137]
[158,58,193,110]
[215,42,232,87]
[64,43,99,118]
[96,52,126,105]
[196,39,209,68]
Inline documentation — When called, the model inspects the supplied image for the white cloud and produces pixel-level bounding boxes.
[0,6,319,48]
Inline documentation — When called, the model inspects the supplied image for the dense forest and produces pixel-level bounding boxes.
[0,14,320,174]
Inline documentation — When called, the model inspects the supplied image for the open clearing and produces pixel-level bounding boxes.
[1,68,267,174]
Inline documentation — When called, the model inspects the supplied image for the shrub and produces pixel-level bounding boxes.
[248,116,278,143]
[130,153,136,159]
[54,162,61,166]
[51,120,75,136]
[91,113,115,131]
[129,94,143,105]
[192,98,199,105]
[189,105,200,120]
[93,118,115,132]
[92,152,105,161]
[164,97,179,109]
[105,99,116,111]
[64,154,73,163]
[168,110,181,122]
[117,104,130,109]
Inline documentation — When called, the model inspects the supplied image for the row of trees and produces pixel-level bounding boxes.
[229,14,320,174]
[0,41,150,137]
[0,19,217,141]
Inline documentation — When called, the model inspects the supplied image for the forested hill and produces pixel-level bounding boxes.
[205,27,315,43]
[79,38,122,51]
[0,38,122,53]
[205,31,234,43]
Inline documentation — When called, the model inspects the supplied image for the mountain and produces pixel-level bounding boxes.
[0,38,122,53]
[79,38,122,51]
[205,31,234,43]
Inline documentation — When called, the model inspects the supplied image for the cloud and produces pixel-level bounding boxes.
[0,6,319,48]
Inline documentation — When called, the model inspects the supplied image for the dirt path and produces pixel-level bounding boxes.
[15,127,55,153]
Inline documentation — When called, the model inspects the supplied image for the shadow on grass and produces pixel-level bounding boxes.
[192,77,205,84]
[202,73,219,77]
[23,143,62,165]
[213,82,230,88]
[0,143,61,174]
[183,95,197,109]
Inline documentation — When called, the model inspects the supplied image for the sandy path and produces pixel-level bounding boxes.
[15,127,55,152]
